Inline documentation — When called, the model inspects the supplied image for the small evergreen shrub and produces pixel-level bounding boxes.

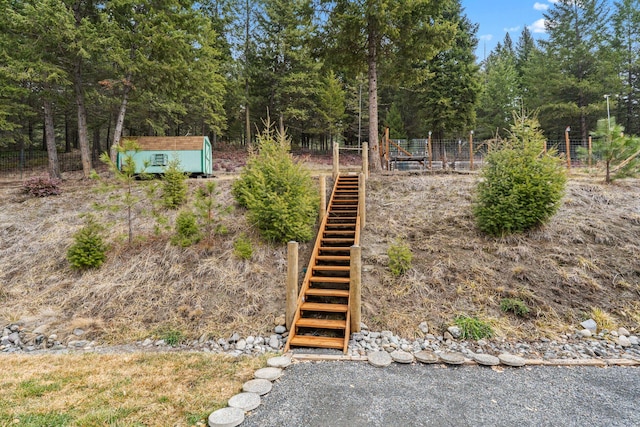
[474,116,566,236]
[387,241,412,276]
[161,158,188,209]
[194,181,231,240]
[22,176,62,197]
[171,210,201,247]
[67,218,107,270]
[232,122,319,243]
[233,234,253,260]
[454,315,493,340]
[500,298,530,317]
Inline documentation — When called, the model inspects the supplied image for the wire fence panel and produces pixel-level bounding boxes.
[0,151,99,179]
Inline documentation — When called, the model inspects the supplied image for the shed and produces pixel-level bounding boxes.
[118,136,213,176]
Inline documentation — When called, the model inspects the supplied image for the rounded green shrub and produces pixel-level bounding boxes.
[387,241,412,276]
[171,210,201,247]
[454,315,493,340]
[233,234,254,260]
[67,219,107,270]
[232,123,319,243]
[162,158,188,209]
[474,116,566,236]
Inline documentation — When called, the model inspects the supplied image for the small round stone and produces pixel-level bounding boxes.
[498,353,526,367]
[390,350,414,364]
[208,407,244,427]
[228,392,261,412]
[368,351,393,367]
[242,379,272,395]
[415,351,439,364]
[254,367,283,381]
[473,353,500,366]
[440,352,465,365]
[266,356,291,368]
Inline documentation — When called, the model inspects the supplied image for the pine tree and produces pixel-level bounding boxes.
[611,0,640,136]
[533,0,613,142]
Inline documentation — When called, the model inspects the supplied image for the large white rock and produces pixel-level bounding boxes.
[208,407,244,427]
[228,392,261,412]
[267,356,291,368]
[368,351,392,367]
[242,379,272,395]
[498,353,526,367]
[254,367,283,381]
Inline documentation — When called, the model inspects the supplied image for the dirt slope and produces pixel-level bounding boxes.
[1,167,639,342]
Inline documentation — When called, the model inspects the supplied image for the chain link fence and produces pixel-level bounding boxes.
[0,150,101,179]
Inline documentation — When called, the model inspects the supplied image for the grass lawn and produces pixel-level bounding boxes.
[0,352,267,427]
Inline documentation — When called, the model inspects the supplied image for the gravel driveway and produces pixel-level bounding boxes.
[243,362,639,427]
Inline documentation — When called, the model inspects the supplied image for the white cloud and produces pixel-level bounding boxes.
[528,18,547,33]
[504,26,521,32]
[534,2,549,11]
[548,0,560,3]
[479,34,494,41]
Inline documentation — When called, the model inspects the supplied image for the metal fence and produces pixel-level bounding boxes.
[0,150,100,178]
[0,138,605,178]
[385,139,603,171]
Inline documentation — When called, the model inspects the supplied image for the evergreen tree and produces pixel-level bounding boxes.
[324,0,455,171]
[477,38,520,139]
[251,0,321,142]
[532,0,613,142]
[417,0,480,139]
[611,0,640,136]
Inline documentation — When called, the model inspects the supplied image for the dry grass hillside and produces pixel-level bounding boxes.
[1,164,639,343]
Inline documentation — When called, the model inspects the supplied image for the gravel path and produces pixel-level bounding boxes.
[243,362,640,427]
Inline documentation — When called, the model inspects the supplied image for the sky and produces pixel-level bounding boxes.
[460,0,560,61]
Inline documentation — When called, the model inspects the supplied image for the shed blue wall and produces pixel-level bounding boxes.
[117,137,212,175]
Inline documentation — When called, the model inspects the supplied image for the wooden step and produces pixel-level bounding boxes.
[312,265,350,272]
[316,255,350,261]
[305,288,350,297]
[321,238,355,244]
[323,231,356,236]
[310,276,350,284]
[288,335,345,349]
[300,302,348,313]
[296,318,347,329]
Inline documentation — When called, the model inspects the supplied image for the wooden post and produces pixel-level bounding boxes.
[286,241,299,331]
[332,142,339,180]
[427,132,432,171]
[588,136,592,168]
[565,127,571,169]
[384,127,390,170]
[319,174,326,221]
[358,172,366,229]
[469,131,474,171]
[349,245,361,333]
[362,142,369,178]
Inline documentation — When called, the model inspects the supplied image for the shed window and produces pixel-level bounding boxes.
[151,154,168,167]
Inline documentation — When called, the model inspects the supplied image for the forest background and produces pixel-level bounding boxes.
[1,0,639,177]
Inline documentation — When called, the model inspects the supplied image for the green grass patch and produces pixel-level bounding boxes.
[454,315,494,340]
[500,298,530,317]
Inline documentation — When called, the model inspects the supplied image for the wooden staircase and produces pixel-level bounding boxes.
[285,174,361,353]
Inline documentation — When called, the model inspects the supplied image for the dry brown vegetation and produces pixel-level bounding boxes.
[362,173,640,338]
[1,160,639,343]
[0,352,266,426]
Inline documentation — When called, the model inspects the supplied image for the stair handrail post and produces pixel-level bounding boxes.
[358,172,366,230]
[332,142,339,180]
[362,142,369,178]
[286,241,299,331]
[319,174,326,221]
[349,245,362,333]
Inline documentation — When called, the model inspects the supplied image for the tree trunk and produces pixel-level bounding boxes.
[367,17,381,171]
[65,113,71,153]
[43,98,61,179]
[73,60,92,178]
[111,78,132,163]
